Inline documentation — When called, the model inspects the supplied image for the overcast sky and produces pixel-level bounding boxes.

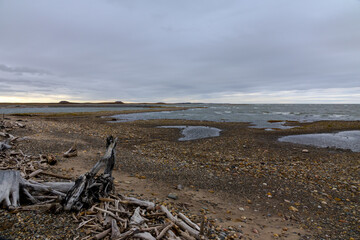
[0,0,360,103]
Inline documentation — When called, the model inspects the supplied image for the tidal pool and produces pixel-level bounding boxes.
[158,126,221,141]
[278,130,360,152]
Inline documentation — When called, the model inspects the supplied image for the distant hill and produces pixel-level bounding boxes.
[57,101,126,104]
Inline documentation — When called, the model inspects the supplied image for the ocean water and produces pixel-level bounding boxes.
[113,104,360,149]
[3,103,360,149]
[112,104,360,129]
[2,104,360,129]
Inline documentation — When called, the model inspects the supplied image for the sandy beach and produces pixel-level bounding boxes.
[0,110,359,239]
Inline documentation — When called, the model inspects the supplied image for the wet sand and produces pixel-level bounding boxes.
[1,111,359,239]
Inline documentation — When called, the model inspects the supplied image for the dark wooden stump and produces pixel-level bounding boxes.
[62,136,117,211]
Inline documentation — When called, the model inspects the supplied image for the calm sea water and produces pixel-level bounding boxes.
[112,104,360,129]
[3,104,360,150]
[2,104,360,129]
[113,104,360,150]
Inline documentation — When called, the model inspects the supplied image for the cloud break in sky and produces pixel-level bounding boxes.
[0,0,360,103]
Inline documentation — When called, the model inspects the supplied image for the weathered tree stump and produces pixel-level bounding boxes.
[0,170,71,209]
[0,170,21,208]
[62,136,117,211]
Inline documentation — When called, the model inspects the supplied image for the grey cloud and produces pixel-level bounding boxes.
[0,0,359,103]
[0,78,61,89]
[0,64,51,75]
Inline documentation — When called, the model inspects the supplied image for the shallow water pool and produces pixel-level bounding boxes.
[278,130,360,152]
[158,126,221,141]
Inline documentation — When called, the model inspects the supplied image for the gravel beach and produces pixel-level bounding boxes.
[0,110,359,239]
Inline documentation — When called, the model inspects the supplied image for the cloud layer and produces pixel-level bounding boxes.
[0,0,359,103]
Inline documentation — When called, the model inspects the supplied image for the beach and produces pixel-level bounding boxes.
[0,110,359,239]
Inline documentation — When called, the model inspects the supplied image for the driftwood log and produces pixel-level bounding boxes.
[63,136,117,211]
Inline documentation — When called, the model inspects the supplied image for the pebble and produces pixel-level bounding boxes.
[219,232,227,240]
[289,206,299,212]
[167,193,178,200]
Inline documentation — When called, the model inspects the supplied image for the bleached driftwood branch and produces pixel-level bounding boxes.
[160,205,200,239]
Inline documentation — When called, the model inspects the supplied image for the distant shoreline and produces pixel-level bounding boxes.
[0,102,169,108]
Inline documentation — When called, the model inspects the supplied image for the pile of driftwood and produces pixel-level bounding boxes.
[0,118,207,239]
[73,194,204,240]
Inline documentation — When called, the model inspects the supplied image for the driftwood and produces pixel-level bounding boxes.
[42,182,75,192]
[160,205,200,239]
[0,170,71,209]
[167,230,182,240]
[63,144,77,158]
[111,218,121,239]
[72,194,204,240]
[129,206,146,226]
[118,194,156,210]
[63,136,117,211]
[179,213,201,231]
[28,169,43,178]
[0,134,118,211]
[0,130,21,152]
[0,140,11,151]
[157,223,174,240]
[94,228,111,239]
[40,171,73,180]
[0,170,21,208]
[134,232,157,240]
